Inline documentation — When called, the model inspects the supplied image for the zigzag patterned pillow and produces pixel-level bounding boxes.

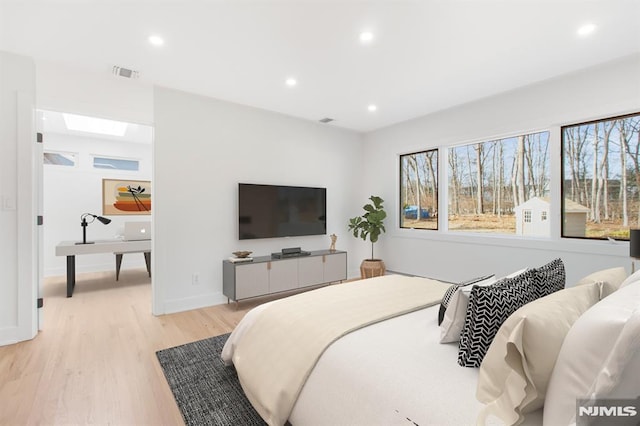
[532,258,565,297]
[457,270,539,368]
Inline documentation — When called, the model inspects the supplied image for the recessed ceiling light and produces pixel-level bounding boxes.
[577,23,596,37]
[359,31,374,43]
[367,104,377,112]
[285,78,297,87]
[148,35,164,46]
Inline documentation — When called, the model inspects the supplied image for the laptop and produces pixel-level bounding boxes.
[123,221,152,241]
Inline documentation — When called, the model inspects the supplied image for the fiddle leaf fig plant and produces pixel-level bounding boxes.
[348,195,386,260]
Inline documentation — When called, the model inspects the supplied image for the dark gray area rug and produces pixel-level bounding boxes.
[156,333,267,426]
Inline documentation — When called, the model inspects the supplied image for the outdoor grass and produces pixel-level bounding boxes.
[403,214,631,240]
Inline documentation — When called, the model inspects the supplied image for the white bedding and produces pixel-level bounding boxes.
[222,294,543,425]
[290,305,483,426]
[222,276,449,425]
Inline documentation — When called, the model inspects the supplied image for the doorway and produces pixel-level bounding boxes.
[39,110,153,304]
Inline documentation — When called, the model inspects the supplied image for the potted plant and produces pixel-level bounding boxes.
[348,195,387,278]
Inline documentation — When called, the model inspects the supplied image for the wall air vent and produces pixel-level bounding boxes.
[319,117,334,123]
[112,66,140,79]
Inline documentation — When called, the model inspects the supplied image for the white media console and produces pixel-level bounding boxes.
[223,250,347,302]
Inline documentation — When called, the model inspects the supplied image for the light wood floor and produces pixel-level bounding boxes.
[0,268,269,425]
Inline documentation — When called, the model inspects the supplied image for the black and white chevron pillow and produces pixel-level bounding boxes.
[457,270,539,368]
[532,258,565,297]
[438,275,495,325]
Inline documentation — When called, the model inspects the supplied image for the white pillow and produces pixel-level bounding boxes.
[619,268,640,289]
[476,282,601,425]
[575,266,628,298]
[439,269,527,343]
[543,279,640,426]
[439,275,497,343]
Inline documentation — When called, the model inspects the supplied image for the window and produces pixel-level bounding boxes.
[400,149,438,230]
[541,211,548,221]
[93,156,139,171]
[448,131,550,235]
[524,210,532,223]
[44,151,76,167]
[561,112,640,240]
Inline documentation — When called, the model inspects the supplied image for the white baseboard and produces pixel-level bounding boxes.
[161,291,228,315]
[0,325,37,347]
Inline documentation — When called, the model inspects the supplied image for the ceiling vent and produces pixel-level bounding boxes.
[112,66,139,79]
[319,117,334,124]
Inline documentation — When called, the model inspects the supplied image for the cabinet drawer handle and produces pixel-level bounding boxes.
[323,255,326,263]
[267,262,271,270]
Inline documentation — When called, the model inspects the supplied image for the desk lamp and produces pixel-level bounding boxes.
[630,229,640,273]
[76,213,111,245]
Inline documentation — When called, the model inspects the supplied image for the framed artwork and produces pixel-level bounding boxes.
[102,179,152,215]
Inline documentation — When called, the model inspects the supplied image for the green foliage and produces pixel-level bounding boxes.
[348,196,387,259]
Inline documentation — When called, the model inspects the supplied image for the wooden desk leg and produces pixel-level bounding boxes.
[66,255,76,297]
[143,252,151,277]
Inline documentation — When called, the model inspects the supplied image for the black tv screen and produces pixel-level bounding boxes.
[239,183,327,240]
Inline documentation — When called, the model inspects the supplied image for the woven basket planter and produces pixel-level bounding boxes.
[360,259,386,279]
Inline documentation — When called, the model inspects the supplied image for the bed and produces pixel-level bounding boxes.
[222,264,640,426]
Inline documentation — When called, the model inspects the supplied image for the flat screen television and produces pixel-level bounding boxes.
[238,183,326,240]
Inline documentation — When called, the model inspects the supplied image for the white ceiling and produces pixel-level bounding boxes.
[1,0,639,133]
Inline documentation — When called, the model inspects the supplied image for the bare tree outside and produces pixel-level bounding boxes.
[562,112,640,240]
[447,131,550,234]
[400,150,438,230]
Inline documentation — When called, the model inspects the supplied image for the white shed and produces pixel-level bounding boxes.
[514,197,550,237]
[514,197,589,237]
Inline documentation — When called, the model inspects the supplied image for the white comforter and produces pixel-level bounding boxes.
[222,276,449,425]
[289,305,483,426]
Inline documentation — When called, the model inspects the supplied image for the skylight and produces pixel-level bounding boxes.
[62,113,128,137]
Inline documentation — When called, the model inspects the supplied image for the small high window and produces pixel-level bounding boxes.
[44,151,76,167]
[93,156,139,171]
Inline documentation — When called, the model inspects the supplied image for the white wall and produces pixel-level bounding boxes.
[363,54,640,285]
[43,132,152,276]
[153,87,365,314]
[36,60,153,125]
[0,51,37,345]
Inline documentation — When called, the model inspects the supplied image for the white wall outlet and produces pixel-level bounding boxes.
[191,273,200,285]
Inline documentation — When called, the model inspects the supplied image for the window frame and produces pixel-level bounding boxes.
[92,155,140,172]
[399,148,439,231]
[43,150,78,168]
[446,129,551,237]
[560,111,640,241]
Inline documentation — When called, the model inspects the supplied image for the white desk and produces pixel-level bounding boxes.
[56,239,152,297]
